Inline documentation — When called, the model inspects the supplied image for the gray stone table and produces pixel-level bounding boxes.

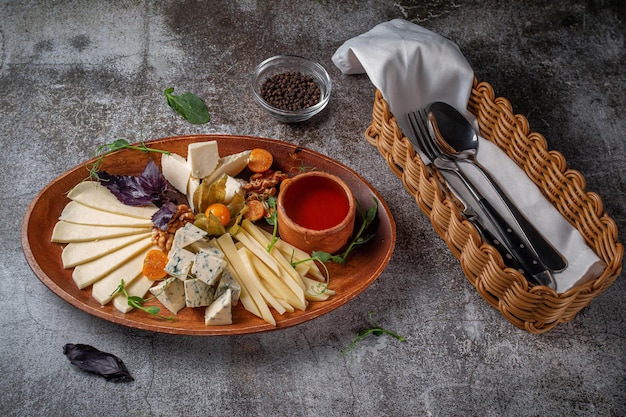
[2,1,624,416]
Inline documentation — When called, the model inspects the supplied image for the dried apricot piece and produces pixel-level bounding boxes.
[142,249,169,280]
[248,148,273,173]
[244,199,266,221]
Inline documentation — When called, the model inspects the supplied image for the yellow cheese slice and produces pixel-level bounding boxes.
[91,246,155,305]
[112,274,156,313]
[72,237,153,289]
[61,232,152,268]
[52,221,152,243]
[60,201,153,227]
[67,181,158,219]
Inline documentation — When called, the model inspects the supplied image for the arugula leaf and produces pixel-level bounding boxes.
[341,311,406,356]
[111,280,174,321]
[164,87,210,124]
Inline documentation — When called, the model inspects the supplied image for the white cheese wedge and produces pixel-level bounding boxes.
[164,247,195,279]
[203,150,251,186]
[150,277,186,314]
[169,222,208,256]
[112,275,154,313]
[215,269,241,306]
[61,232,152,268]
[67,181,158,219]
[91,246,155,305]
[52,221,151,243]
[184,278,215,307]
[205,288,232,325]
[161,153,191,194]
[187,141,219,179]
[72,237,153,289]
[187,177,201,212]
[192,251,226,286]
[59,201,154,227]
[223,176,244,204]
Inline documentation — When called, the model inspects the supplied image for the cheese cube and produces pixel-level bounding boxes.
[169,223,207,255]
[161,153,192,194]
[192,251,226,286]
[165,247,195,279]
[215,269,241,306]
[205,288,232,325]
[184,278,214,307]
[187,141,219,179]
[150,277,186,314]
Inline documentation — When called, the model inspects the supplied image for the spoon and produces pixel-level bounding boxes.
[427,101,567,272]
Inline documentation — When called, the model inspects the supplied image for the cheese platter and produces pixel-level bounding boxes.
[22,134,396,335]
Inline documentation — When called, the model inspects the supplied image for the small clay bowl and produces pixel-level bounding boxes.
[277,171,356,254]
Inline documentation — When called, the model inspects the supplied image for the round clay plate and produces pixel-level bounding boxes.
[21,135,396,335]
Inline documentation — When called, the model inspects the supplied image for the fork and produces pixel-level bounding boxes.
[406,108,556,289]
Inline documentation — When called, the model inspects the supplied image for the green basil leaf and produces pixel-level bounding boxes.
[164,87,210,125]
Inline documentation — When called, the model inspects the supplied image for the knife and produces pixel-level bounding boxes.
[434,157,557,289]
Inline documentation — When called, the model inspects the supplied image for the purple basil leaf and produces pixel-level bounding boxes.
[98,160,168,207]
[137,160,171,206]
[152,201,178,230]
[63,343,134,383]
[98,171,153,206]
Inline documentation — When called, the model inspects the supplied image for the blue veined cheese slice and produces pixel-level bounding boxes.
[59,201,154,227]
[192,251,226,286]
[169,223,208,255]
[205,288,232,325]
[150,277,186,314]
[91,246,155,305]
[52,221,151,243]
[67,181,158,219]
[72,237,153,289]
[61,232,152,268]
[164,247,195,279]
[187,141,219,179]
[215,269,241,306]
[184,278,215,308]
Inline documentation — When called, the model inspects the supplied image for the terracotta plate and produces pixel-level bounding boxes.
[21,135,396,335]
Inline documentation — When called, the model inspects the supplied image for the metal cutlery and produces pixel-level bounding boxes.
[406,107,556,289]
[427,101,567,272]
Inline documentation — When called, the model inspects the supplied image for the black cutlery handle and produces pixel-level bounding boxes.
[474,162,567,272]
[469,217,524,272]
[478,197,556,288]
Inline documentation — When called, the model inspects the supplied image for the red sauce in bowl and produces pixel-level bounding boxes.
[281,175,350,230]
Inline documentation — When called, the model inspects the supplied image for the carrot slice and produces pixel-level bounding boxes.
[142,249,169,280]
[248,148,273,173]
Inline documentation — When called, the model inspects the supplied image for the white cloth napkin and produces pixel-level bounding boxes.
[332,19,605,293]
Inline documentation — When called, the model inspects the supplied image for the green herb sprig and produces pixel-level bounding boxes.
[87,138,170,181]
[341,311,406,356]
[264,196,279,252]
[164,87,210,124]
[111,280,174,321]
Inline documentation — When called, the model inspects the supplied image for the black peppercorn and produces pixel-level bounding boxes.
[260,71,322,111]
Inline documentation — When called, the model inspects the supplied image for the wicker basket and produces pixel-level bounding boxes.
[365,78,623,333]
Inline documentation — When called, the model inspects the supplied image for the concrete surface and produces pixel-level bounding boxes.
[2,1,624,416]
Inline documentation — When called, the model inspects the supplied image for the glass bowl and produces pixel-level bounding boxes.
[251,55,332,123]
